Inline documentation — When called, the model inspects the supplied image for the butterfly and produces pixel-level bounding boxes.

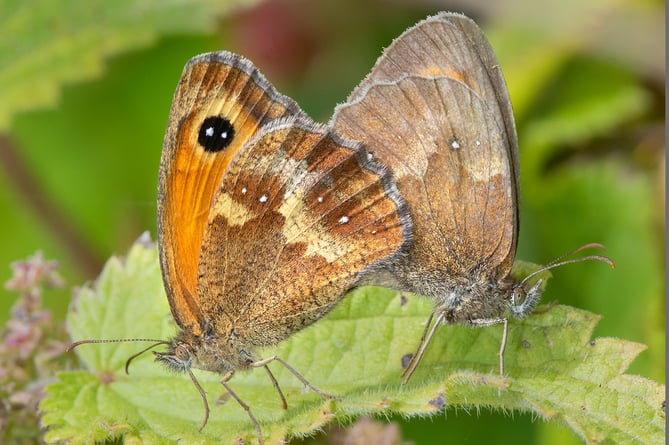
[71,51,411,444]
[330,12,613,382]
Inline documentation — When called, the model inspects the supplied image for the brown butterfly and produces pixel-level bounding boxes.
[330,12,613,382]
[71,52,411,443]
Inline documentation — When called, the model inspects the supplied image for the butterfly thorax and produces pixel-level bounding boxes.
[439,273,515,324]
[155,328,255,375]
[434,270,543,323]
[390,257,525,323]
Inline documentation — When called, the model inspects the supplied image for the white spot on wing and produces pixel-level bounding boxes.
[339,216,349,224]
[317,196,323,203]
[205,127,214,137]
[241,187,247,195]
[451,140,460,149]
[259,194,268,203]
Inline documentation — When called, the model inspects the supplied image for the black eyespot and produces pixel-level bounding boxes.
[198,116,235,152]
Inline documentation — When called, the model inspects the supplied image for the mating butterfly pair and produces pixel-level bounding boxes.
[71,12,611,444]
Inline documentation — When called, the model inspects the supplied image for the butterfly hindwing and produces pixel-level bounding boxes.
[197,117,411,344]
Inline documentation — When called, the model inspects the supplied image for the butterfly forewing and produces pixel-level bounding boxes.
[346,13,518,177]
[197,118,410,344]
[158,52,306,333]
[331,12,519,279]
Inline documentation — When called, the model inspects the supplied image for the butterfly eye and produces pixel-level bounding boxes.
[175,343,191,362]
[198,116,235,152]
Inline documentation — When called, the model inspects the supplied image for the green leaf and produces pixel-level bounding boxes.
[42,239,665,444]
[0,0,261,131]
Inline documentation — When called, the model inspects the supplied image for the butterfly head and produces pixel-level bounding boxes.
[155,328,254,375]
[508,277,544,318]
[153,333,196,373]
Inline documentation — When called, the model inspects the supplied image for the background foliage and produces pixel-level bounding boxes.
[0,0,664,443]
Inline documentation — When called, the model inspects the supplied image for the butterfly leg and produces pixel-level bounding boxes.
[220,370,263,444]
[499,318,508,376]
[185,367,210,431]
[251,356,339,400]
[262,364,288,409]
[411,311,436,362]
[468,317,507,375]
[402,311,445,384]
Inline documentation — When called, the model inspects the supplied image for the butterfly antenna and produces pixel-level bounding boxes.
[124,341,170,374]
[67,338,166,351]
[67,338,169,374]
[518,243,614,288]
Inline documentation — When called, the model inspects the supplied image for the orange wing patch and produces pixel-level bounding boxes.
[158,53,304,333]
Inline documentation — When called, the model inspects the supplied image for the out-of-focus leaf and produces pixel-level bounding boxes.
[0,0,260,130]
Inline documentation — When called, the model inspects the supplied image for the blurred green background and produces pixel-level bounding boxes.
[1,0,664,443]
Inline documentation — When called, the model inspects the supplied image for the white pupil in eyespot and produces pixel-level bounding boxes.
[204,126,228,139]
